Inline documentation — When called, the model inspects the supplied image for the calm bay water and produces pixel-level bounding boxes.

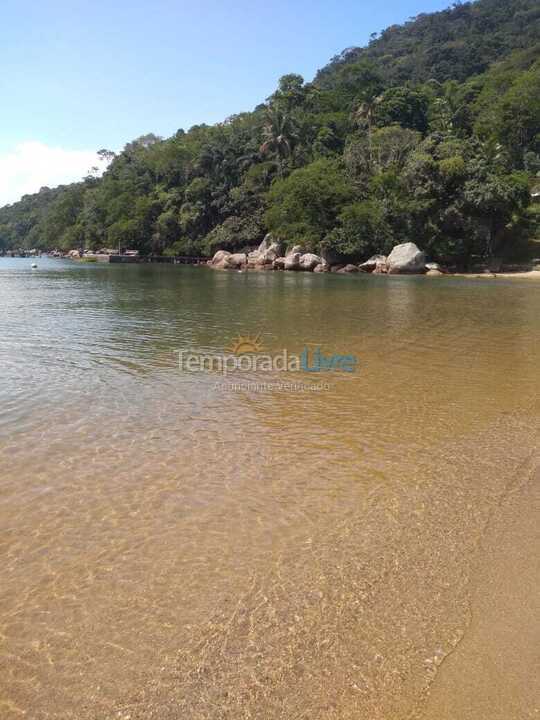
[1,257,539,719]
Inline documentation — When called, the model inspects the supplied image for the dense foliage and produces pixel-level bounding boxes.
[1,0,539,267]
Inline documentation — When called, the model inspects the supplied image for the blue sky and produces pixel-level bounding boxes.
[0,0,451,205]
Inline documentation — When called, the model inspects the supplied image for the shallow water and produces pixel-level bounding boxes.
[0,257,539,718]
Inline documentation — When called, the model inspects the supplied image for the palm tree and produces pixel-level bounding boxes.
[354,96,380,131]
[354,93,382,164]
[259,108,298,177]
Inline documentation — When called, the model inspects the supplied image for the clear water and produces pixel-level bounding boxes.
[1,257,539,719]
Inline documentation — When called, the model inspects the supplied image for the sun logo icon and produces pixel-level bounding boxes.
[225,332,264,355]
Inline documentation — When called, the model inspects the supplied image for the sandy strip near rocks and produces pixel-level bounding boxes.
[452,270,540,279]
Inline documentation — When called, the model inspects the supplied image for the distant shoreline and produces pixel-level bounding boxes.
[2,254,540,279]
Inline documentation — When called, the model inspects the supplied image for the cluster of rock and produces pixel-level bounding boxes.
[358,243,444,275]
[208,238,445,276]
[209,236,284,270]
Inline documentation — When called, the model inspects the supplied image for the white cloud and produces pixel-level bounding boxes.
[0,141,109,208]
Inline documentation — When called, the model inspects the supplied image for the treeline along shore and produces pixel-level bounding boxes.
[1,0,539,271]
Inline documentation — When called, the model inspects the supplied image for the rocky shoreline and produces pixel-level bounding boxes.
[209,236,441,275]
[208,235,540,278]
[20,237,537,279]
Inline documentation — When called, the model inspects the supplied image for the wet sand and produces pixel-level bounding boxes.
[490,270,540,279]
[421,452,540,720]
[455,271,540,280]
[429,270,540,280]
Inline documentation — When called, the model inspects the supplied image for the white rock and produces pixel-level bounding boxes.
[386,243,426,274]
[287,245,304,257]
[284,252,302,271]
[210,250,231,265]
[359,254,387,272]
[299,253,321,271]
[224,252,247,269]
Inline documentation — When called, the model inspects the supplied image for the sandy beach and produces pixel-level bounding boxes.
[465,270,540,280]
[443,270,540,280]
[422,450,540,720]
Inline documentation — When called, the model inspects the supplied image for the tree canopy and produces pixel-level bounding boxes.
[1,0,538,267]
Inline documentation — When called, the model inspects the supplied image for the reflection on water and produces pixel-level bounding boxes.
[0,257,539,719]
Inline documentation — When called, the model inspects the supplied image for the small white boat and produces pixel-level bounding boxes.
[31,263,38,269]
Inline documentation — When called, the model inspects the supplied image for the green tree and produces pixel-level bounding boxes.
[260,108,299,177]
[463,169,530,257]
[264,158,354,249]
[375,86,429,132]
[324,200,394,257]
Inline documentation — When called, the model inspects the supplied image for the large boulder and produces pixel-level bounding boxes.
[273,257,286,270]
[211,249,230,263]
[386,243,426,274]
[209,250,232,268]
[313,262,329,273]
[259,234,282,257]
[224,252,247,269]
[257,236,269,254]
[299,253,321,271]
[284,252,301,271]
[248,242,282,267]
[359,254,387,273]
[261,242,281,264]
[337,264,359,273]
[287,245,304,257]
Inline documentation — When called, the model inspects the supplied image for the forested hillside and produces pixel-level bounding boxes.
[1,0,539,267]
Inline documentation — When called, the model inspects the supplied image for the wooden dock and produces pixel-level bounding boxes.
[143,255,209,265]
[83,254,209,265]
